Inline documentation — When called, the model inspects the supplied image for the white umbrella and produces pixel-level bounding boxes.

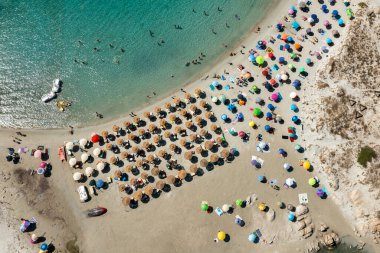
[286,178,296,187]
[97,162,105,171]
[69,158,77,167]
[81,153,89,163]
[79,138,87,148]
[66,142,74,150]
[284,163,291,170]
[258,142,267,149]
[73,172,82,181]
[211,96,218,103]
[281,74,288,81]
[290,92,298,99]
[93,148,101,157]
[85,167,94,177]
[308,17,314,23]
[222,204,231,212]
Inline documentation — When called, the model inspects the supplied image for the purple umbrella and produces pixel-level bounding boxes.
[251,159,259,167]
[323,20,330,26]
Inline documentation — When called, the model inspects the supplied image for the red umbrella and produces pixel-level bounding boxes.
[270,79,276,85]
[262,69,269,76]
[91,134,100,143]
[238,131,246,138]
[268,52,274,58]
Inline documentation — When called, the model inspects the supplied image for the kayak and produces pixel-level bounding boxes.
[87,207,107,217]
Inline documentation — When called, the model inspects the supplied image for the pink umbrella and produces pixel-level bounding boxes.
[288,9,294,15]
[270,79,276,85]
[238,131,246,138]
[39,162,47,168]
[323,20,330,26]
[271,93,279,101]
[34,150,42,159]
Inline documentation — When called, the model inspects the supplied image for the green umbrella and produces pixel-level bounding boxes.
[288,64,294,69]
[236,199,243,207]
[253,108,261,117]
[308,178,316,186]
[201,203,209,211]
[295,144,302,151]
[299,67,305,73]
[219,94,226,103]
[256,56,264,65]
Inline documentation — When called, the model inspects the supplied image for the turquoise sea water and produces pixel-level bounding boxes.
[0,0,273,128]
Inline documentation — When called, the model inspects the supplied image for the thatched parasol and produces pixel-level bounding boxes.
[144,185,154,196]
[204,111,212,119]
[194,88,202,96]
[154,107,161,114]
[220,149,230,159]
[133,190,143,201]
[112,125,120,133]
[158,149,167,158]
[179,109,187,116]
[169,114,177,122]
[195,146,203,154]
[210,154,219,163]
[189,134,197,142]
[109,155,118,164]
[149,124,157,132]
[131,146,139,153]
[123,121,131,128]
[128,133,136,141]
[156,180,165,190]
[200,159,209,167]
[141,172,149,180]
[169,143,177,151]
[178,170,187,180]
[135,158,144,168]
[160,119,167,127]
[189,105,197,112]
[122,196,131,206]
[185,121,193,129]
[124,164,133,173]
[101,130,109,138]
[184,93,191,100]
[199,129,207,137]
[142,141,151,150]
[216,137,223,145]
[199,100,207,108]
[184,151,193,160]
[130,178,137,185]
[153,135,160,144]
[204,141,214,150]
[138,129,146,136]
[173,97,181,105]
[106,143,113,150]
[118,184,126,192]
[167,175,176,185]
[195,116,203,124]
[114,169,122,178]
[190,164,198,174]
[133,116,140,124]
[179,139,187,147]
[143,111,151,119]
[163,131,171,138]
[116,138,124,145]
[164,102,172,109]
[210,124,218,132]
[146,154,155,163]
[174,126,182,134]
[120,151,129,159]
[151,167,160,176]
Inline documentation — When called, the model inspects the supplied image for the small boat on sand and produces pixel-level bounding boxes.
[52,79,62,93]
[87,207,107,217]
[41,92,57,103]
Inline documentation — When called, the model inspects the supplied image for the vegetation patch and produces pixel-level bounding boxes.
[357,146,377,167]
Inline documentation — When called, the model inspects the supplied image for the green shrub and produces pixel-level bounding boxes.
[357,146,377,167]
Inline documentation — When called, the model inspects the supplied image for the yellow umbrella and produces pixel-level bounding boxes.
[258,203,266,211]
[249,121,255,127]
[303,161,311,170]
[217,231,226,241]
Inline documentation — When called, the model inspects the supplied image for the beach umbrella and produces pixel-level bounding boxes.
[210,154,219,164]
[69,158,77,167]
[143,111,151,119]
[210,124,218,132]
[91,133,100,143]
[258,202,266,211]
[326,38,333,44]
[200,159,209,168]
[276,23,283,31]
[295,144,302,151]
[268,52,274,58]
[112,125,120,133]
[281,74,288,81]
[249,121,255,127]
[222,204,230,213]
[143,185,154,196]
[267,104,275,111]
[190,164,198,174]
[258,175,265,182]
[146,154,155,163]
[179,139,187,147]
[236,199,243,207]
[219,94,226,103]
[66,142,74,150]
[288,9,294,15]
[251,159,259,167]
[221,114,228,121]
[305,58,312,65]
[178,170,187,180]
[200,202,209,211]
[41,244,48,251]
[85,167,94,177]
[92,148,101,157]
[338,19,344,25]
[253,108,261,117]
[105,143,113,151]
[133,190,143,201]
[116,138,124,146]
[109,155,118,164]
[332,30,339,37]
[101,130,109,139]
[227,104,235,112]
[288,63,294,70]
[292,79,301,88]
[194,88,202,96]
[258,141,267,150]
[97,162,105,171]
[303,161,311,170]
[248,233,258,243]
[220,149,230,159]
[288,213,296,221]
[284,44,290,50]
[96,179,104,189]
[323,20,330,27]
[286,178,295,187]
[114,169,122,178]
[332,10,339,16]
[199,129,208,137]
[205,141,214,150]
[308,178,316,186]
[264,125,271,132]
[248,54,255,62]
[79,138,87,148]
[283,163,291,171]
[211,96,218,103]
[73,172,82,181]
[217,231,226,241]
[311,14,317,19]
[151,167,159,176]
[289,92,298,99]
[279,57,285,64]
[212,80,219,87]
[278,148,286,155]
[148,124,157,132]
[238,131,246,138]
[133,116,140,124]
[256,56,264,65]
[292,116,299,122]
[167,175,176,185]
[39,161,47,169]
[81,153,89,163]
[271,93,279,101]
[122,196,131,206]
[290,104,298,112]
[184,151,193,161]
[169,143,177,151]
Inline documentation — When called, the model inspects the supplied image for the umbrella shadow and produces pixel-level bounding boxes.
[141,195,150,204]
[224,234,231,242]
[163,184,171,192]
[152,190,161,199]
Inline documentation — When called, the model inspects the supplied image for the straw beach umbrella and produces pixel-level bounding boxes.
[179,109,187,117]
[153,135,161,145]
[154,106,161,114]
[210,124,218,132]
[130,178,137,186]
[195,146,203,154]
[179,139,187,147]
[101,130,109,139]
[194,88,202,97]
[190,164,198,174]
[158,150,167,158]
[128,133,136,141]
[165,102,172,110]
[149,124,157,132]
[142,141,151,150]
[178,170,187,180]
[118,184,126,192]
[167,175,176,185]
[122,196,131,206]
[189,134,197,142]
[123,121,132,129]
[185,121,193,129]
[138,129,146,136]
[131,146,139,153]
[195,116,203,125]
[133,190,143,201]
[163,131,171,138]
[184,151,193,161]
[174,126,182,134]
[160,119,167,128]
[169,114,177,122]
[116,138,124,146]
[216,137,224,145]
[144,185,154,196]
[151,167,160,176]
[199,129,208,137]
[124,165,133,173]
[169,144,177,152]
[173,98,181,106]
[210,154,219,163]
[114,169,122,178]
[106,143,113,150]
[204,111,212,119]
[220,149,230,159]
[205,141,214,150]
[146,154,155,163]
[184,93,191,101]
[200,159,209,168]
[143,111,151,119]
[141,172,149,180]
[156,180,165,190]
[120,151,129,159]
[189,105,197,112]
[135,158,144,168]
[112,125,120,133]
[109,155,118,164]
[199,100,207,108]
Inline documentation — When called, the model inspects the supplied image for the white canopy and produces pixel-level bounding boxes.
[290,92,298,99]
[284,163,291,170]
[97,162,105,171]
[85,167,94,177]
[81,153,89,163]
[286,178,296,187]
[69,158,77,167]
[258,142,267,149]
[66,142,74,150]
[79,138,87,148]
[93,148,101,157]
[222,204,231,212]
[73,172,82,181]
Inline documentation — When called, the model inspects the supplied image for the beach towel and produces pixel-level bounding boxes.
[215,207,223,216]
[229,76,235,83]
[298,193,309,204]
[220,75,226,80]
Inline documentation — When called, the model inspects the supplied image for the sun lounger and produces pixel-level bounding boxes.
[215,207,223,216]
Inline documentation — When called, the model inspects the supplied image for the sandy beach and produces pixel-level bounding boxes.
[1,1,379,253]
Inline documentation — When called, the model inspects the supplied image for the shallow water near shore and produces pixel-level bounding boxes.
[0,0,273,128]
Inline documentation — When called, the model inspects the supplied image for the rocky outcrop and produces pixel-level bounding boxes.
[320,231,340,249]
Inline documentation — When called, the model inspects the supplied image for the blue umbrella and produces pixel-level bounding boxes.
[255,97,262,103]
[212,80,219,87]
[288,213,296,221]
[267,104,275,111]
[306,58,312,64]
[264,125,271,132]
[96,179,104,188]
[237,112,244,120]
[221,114,228,121]
[287,37,293,42]
[248,54,255,62]
[326,38,333,44]
[258,175,266,182]
[279,57,285,63]
[41,243,48,250]
[292,79,301,88]
[311,14,318,20]
[292,116,299,122]
[321,4,327,10]
[264,82,271,90]
[227,104,235,111]
[284,44,290,50]
[338,19,344,25]
[332,10,339,16]
[248,233,258,243]
[276,23,283,31]
[235,217,243,226]
[290,104,298,111]
[266,112,272,118]
[278,148,285,155]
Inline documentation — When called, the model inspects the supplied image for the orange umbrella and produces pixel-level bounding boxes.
[169,114,177,122]
[122,196,131,206]
[154,107,161,114]
[165,102,172,109]
[112,125,120,133]
[179,139,187,147]
[163,131,171,138]
[184,93,191,100]
[133,116,140,124]
[148,124,157,132]
[238,100,246,105]
[131,146,139,153]
[194,88,202,96]
[169,144,177,151]
[153,135,160,144]
[173,98,181,105]
[210,124,218,132]
[128,133,136,141]
[204,111,212,119]
[220,149,230,158]
[142,141,151,149]
[116,138,124,145]
[189,105,197,112]
[123,121,131,128]
[294,43,302,50]
[144,185,154,196]
[167,175,176,184]
[114,169,122,178]
[158,150,167,158]
[151,167,159,176]
[179,109,187,116]
[106,143,113,150]
[133,190,143,201]
[124,165,133,173]
[156,180,165,190]
[199,100,207,108]
[210,154,219,163]
[138,129,146,136]
[143,111,151,119]
[185,121,193,129]
[146,154,155,163]
[178,170,187,180]
[200,159,209,167]
[216,137,223,145]
[281,33,288,40]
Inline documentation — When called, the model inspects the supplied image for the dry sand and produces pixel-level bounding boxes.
[0,1,379,253]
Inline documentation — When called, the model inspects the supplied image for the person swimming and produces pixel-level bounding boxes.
[149,30,154,37]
